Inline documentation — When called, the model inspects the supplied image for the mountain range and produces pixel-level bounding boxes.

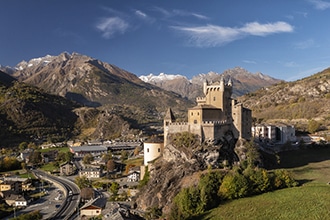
[2,51,323,146]
[139,68,281,101]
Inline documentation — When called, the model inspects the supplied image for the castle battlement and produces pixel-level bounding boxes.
[169,122,189,126]
[202,120,227,125]
[196,97,206,101]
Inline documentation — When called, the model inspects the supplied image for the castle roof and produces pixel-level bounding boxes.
[164,108,175,121]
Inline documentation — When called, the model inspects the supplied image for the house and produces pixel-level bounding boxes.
[60,162,75,176]
[2,177,32,191]
[80,197,105,219]
[4,194,28,207]
[70,145,108,157]
[252,123,296,145]
[41,150,58,163]
[0,180,22,193]
[79,168,101,179]
[127,170,140,182]
[19,148,34,162]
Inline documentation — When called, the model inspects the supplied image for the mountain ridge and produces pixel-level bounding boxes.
[140,67,282,100]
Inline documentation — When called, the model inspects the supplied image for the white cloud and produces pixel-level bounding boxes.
[172,24,242,47]
[134,9,155,24]
[308,0,330,10]
[96,17,129,38]
[172,21,294,47]
[241,22,293,36]
[135,10,147,18]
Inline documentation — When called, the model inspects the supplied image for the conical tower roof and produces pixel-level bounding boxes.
[164,108,175,121]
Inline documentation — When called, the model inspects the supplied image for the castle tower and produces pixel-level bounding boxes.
[203,77,233,120]
[164,108,176,146]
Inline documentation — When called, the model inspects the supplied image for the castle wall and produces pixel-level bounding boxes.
[202,122,231,141]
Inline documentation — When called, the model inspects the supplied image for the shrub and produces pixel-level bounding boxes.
[272,169,298,189]
[198,170,224,210]
[171,132,199,148]
[218,171,250,200]
[173,187,203,219]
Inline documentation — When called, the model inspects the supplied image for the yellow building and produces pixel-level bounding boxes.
[0,181,22,193]
[164,77,252,146]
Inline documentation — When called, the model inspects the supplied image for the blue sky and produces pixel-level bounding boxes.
[1,0,330,81]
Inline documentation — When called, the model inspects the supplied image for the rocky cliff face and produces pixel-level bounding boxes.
[136,131,254,215]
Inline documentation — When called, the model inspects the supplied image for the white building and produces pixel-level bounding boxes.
[79,168,101,179]
[252,123,296,144]
[127,170,140,182]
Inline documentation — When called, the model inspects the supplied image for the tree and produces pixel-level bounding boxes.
[218,171,250,200]
[173,187,203,219]
[120,150,128,162]
[75,176,91,189]
[29,151,42,165]
[102,152,113,162]
[65,151,74,162]
[27,142,37,150]
[80,187,94,201]
[56,152,66,163]
[244,167,271,194]
[109,182,119,195]
[107,159,116,172]
[272,169,297,189]
[19,142,28,151]
[83,153,94,164]
[198,170,224,210]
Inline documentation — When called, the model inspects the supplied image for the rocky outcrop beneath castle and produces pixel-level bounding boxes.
[136,132,249,216]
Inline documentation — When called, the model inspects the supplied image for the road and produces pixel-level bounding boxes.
[33,170,81,220]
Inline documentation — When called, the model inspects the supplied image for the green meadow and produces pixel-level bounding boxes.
[198,147,330,220]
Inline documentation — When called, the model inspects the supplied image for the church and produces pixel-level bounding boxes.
[164,77,252,146]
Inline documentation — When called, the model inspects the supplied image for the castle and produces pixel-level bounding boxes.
[164,77,252,146]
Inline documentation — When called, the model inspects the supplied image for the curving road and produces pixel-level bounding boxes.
[32,170,80,220]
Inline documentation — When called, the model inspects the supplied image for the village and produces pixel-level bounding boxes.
[1,79,328,219]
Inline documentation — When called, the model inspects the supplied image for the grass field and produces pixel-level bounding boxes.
[198,147,330,220]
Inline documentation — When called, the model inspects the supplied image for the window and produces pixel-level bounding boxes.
[194,120,197,124]
[147,148,149,153]
[213,97,216,101]
[191,112,193,116]
[158,148,160,152]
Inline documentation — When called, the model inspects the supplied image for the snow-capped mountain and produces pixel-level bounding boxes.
[140,68,281,99]
[15,54,55,71]
[139,73,188,83]
[0,64,15,75]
